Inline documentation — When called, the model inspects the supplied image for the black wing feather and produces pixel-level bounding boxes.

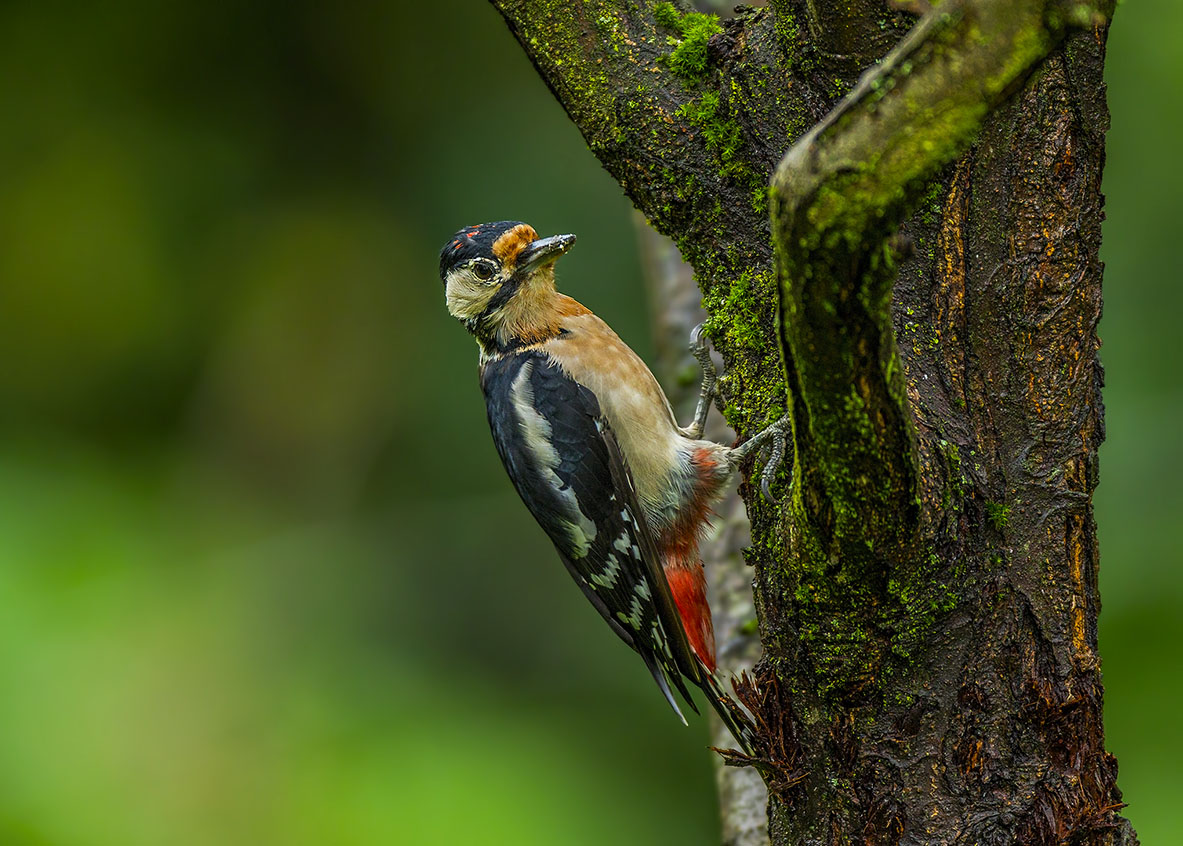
[481,350,703,719]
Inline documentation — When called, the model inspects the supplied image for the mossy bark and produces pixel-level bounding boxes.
[490,0,1137,842]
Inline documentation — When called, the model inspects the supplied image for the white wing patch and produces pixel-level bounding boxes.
[510,361,598,557]
[589,554,622,590]
[615,596,646,631]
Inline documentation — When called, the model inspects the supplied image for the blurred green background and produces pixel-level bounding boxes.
[0,1,1176,843]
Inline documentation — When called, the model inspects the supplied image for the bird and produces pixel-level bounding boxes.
[438,220,790,750]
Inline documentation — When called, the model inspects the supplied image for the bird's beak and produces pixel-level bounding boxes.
[518,234,576,273]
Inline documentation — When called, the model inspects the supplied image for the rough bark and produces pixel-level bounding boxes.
[491,0,1136,842]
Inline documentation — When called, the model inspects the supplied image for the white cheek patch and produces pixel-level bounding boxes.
[510,361,598,557]
[445,276,496,321]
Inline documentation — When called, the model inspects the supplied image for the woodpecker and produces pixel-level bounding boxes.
[439,221,789,750]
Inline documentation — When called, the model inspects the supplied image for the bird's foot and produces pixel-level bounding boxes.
[684,322,719,439]
[757,425,790,501]
[732,413,793,501]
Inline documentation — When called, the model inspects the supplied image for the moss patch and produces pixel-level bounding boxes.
[986,501,1011,531]
[653,4,723,80]
[676,92,743,173]
[653,1,680,30]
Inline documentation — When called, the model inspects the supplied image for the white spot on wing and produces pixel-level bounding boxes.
[590,555,622,589]
[616,596,646,631]
[510,361,597,556]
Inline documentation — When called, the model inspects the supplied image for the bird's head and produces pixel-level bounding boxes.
[439,221,576,348]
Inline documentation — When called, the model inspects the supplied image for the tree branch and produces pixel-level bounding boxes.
[489,0,655,156]
[770,0,1112,564]
[489,0,806,281]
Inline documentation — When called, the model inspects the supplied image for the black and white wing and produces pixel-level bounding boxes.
[480,349,703,720]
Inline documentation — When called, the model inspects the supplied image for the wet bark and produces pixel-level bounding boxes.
[490,0,1136,842]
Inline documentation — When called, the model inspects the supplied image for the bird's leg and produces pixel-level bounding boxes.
[758,426,790,501]
[684,322,794,499]
[729,413,794,501]
[682,323,718,440]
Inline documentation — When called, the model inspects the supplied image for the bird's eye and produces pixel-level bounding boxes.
[472,263,495,281]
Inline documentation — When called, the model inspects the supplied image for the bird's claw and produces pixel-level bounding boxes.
[685,322,720,439]
[689,322,717,378]
[736,414,792,502]
[759,427,789,502]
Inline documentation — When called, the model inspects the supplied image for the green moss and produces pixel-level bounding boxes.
[843,388,875,444]
[653,1,680,31]
[916,179,944,227]
[945,441,961,474]
[937,439,967,511]
[883,548,961,666]
[1063,2,1107,28]
[674,88,769,218]
[983,12,1049,96]
[986,501,1011,531]
[827,75,854,99]
[654,6,722,80]
[506,3,622,146]
[751,184,769,217]
[783,503,883,698]
[693,255,786,445]
[702,268,774,354]
[593,11,627,54]
[676,92,742,170]
[774,7,799,50]
[798,94,987,254]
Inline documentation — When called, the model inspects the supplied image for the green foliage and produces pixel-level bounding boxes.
[0,1,716,843]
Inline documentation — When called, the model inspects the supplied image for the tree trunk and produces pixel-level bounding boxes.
[490,0,1137,842]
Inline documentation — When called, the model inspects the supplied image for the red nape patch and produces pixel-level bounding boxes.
[665,564,717,673]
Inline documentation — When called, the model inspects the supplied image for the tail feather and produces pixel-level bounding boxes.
[644,648,758,756]
[699,670,758,756]
[640,648,700,725]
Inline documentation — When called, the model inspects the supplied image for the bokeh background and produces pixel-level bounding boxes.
[0,1,1177,843]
